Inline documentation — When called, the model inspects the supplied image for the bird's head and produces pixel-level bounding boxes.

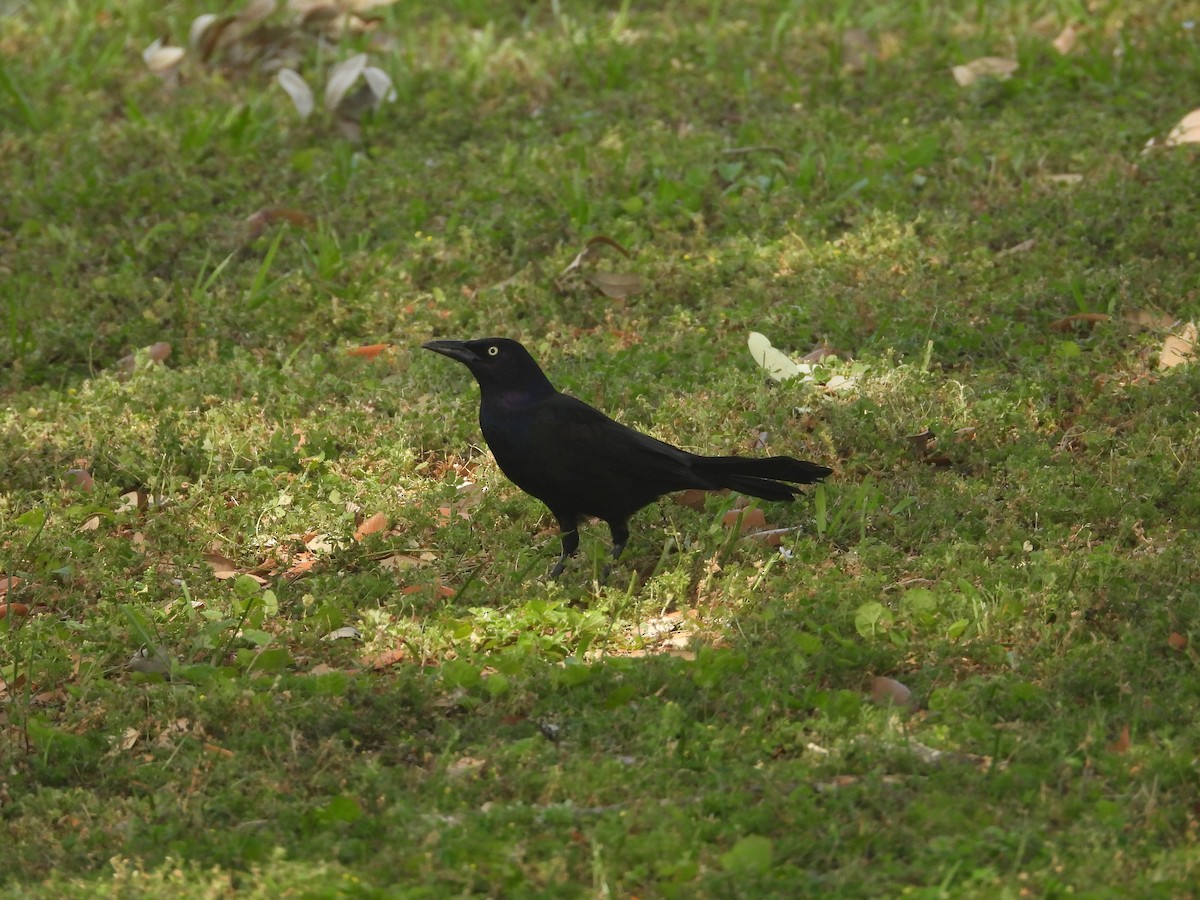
[423,337,555,396]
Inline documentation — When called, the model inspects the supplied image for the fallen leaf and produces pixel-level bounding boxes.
[346,343,392,359]
[353,511,389,541]
[798,345,848,364]
[722,507,767,533]
[77,514,99,531]
[238,0,277,23]
[119,727,140,751]
[996,238,1035,258]
[0,575,20,598]
[1168,632,1188,651]
[245,206,316,239]
[1122,309,1177,331]
[325,53,368,111]
[0,603,31,620]
[1047,173,1083,185]
[378,553,430,570]
[673,489,710,510]
[1164,109,1200,147]
[65,468,94,491]
[1107,725,1131,754]
[1052,23,1078,54]
[587,271,645,300]
[904,429,936,455]
[147,342,172,362]
[1049,313,1110,332]
[870,676,916,709]
[204,551,241,579]
[1158,322,1197,369]
[117,490,146,514]
[447,756,487,777]
[143,38,185,76]
[277,69,314,119]
[558,235,633,279]
[952,56,1018,87]
[747,332,803,382]
[367,647,408,669]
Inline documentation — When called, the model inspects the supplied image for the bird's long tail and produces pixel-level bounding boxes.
[694,455,832,501]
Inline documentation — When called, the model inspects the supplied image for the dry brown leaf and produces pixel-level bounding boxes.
[119,727,140,751]
[204,551,241,579]
[1052,23,1078,54]
[346,343,392,359]
[353,511,389,541]
[1158,322,1197,369]
[1107,725,1131,754]
[558,235,633,279]
[284,555,316,579]
[798,345,849,364]
[0,575,20,598]
[1168,632,1188,651]
[366,647,408,669]
[1048,313,1110,332]
[722,507,767,533]
[65,468,94,491]
[870,676,916,709]
[245,207,315,240]
[587,271,645,300]
[904,429,936,455]
[1122,309,1177,331]
[0,603,31,620]
[952,57,1018,87]
[673,489,710,510]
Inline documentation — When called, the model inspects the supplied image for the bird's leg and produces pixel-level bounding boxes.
[601,520,630,581]
[550,516,580,579]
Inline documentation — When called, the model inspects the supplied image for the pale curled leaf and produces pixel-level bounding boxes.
[143,38,185,75]
[1158,322,1197,369]
[362,66,396,102]
[1164,109,1200,147]
[238,0,277,23]
[325,53,367,111]
[558,235,633,278]
[587,271,644,300]
[277,68,314,119]
[747,332,803,382]
[1052,23,1078,55]
[951,57,1018,87]
[1122,308,1178,331]
[189,14,219,48]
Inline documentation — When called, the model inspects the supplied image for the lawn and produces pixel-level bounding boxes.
[3,0,1200,895]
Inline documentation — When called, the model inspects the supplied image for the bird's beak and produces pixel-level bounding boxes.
[422,339,477,365]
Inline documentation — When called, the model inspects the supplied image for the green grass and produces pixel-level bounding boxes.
[4,0,1200,894]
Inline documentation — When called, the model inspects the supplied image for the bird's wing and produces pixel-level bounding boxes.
[533,394,707,487]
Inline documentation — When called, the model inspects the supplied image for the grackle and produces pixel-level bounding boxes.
[424,338,831,577]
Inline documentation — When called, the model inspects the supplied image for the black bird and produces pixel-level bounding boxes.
[423,338,832,577]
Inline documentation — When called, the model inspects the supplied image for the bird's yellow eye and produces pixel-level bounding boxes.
[487,346,500,356]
